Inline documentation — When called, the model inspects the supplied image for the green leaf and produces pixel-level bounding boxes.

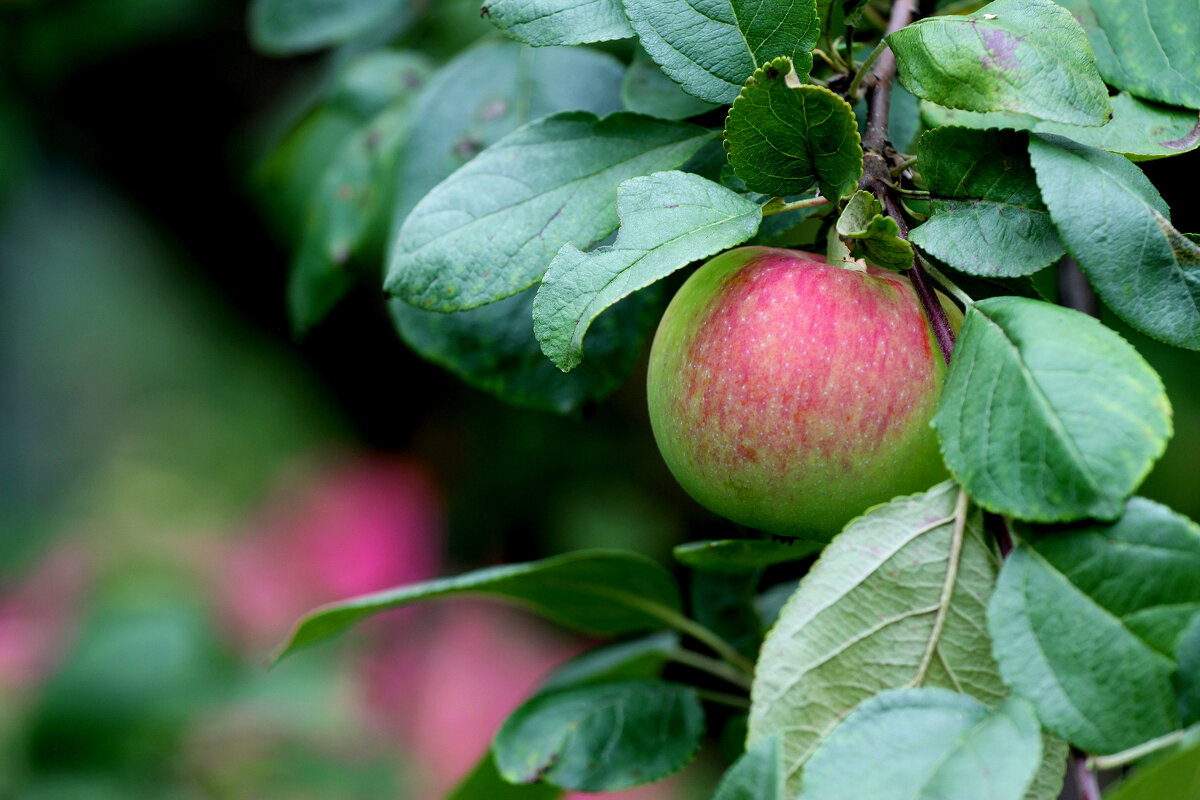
[445,751,563,800]
[328,50,435,120]
[539,632,679,691]
[533,171,760,371]
[290,103,418,333]
[887,84,922,155]
[712,735,783,800]
[493,680,704,791]
[989,497,1200,753]
[886,0,1110,125]
[621,0,819,105]
[920,93,1200,162]
[1177,615,1200,727]
[908,127,1063,277]
[249,0,411,55]
[1027,134,1200,351]
[287,238,354,337]
[814,0,870,56]
[388,40,626,249]
[622,47,721,121]
[391,283,659,413]
[723,58,863,199]
[756,581,799,629]
[835,190,914,271]
[1058,0,1200,111]
[273,550,682,662]
[1102,734,1200,800]
[934,297,1172,522]
[749,483,1011,795]
[254,107,361,244]
[486,0,634,45]
[795,689,1043,800]
[387,111,713,311]
[673,539,823,571]
[691,570,764,663]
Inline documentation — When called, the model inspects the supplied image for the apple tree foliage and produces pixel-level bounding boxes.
[252,0,1200,797]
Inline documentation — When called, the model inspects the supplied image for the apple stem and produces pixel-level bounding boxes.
[855,0,955,365]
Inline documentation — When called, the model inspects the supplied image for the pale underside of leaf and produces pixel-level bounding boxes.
[749,482,1010,793]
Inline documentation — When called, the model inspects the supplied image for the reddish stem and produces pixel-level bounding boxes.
[1071,749,1102,800]
[880,191,955,364]
[856,0,955,364]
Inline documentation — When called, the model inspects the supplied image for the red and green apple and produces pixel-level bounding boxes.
[647,246,960,541]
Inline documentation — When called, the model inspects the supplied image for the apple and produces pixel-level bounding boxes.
[646,246,960,541]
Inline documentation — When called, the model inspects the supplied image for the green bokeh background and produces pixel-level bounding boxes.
[0,1,1196,798]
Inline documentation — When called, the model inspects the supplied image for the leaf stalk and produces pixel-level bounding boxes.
[1088,728,1188,770]
[667,647,755,691]
[847,39,888,98]
[761,196,831,216]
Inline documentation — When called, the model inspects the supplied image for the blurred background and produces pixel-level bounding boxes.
[0,1,1196,798]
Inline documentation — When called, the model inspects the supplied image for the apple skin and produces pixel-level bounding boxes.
[647,246,961,541]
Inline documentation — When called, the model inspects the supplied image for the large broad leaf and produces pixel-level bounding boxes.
[390,281,659,413]
[485,0,634,45]
[1102,734,1200,800]
[723,58,862,199]
[921,93,1200,162]
[1028,134,1200,351]
[493,680,704,791]
[673,539,823,571]
[712,735,783,800]
[273,550,682,661]
[886,0,1109,126]
[749,483,1008,794]
[908,127,1063,278]
[388,40,626,250]
[621,47,720,121]
[1177,614,1200,727]
[933,297,1172,522]
[249,0,411,54]
[795,689,1043,800]
[446,751,563,800]
[621,0,819,105]
[1058,0,1200,111]
[989,498,1200,754]
[533,170,760,371]
[387,111,713,311]
[835,190,913,271]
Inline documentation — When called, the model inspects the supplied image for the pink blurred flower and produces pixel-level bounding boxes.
[0,542,90,693]
[218,455,441,653]
[357,601,684,800]
[358,600,578,796]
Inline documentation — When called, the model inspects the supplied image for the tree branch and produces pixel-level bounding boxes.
[1057,256,1098,317]
[856,0,956,364]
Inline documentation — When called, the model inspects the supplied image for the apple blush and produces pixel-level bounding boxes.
[647,246,960,541]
